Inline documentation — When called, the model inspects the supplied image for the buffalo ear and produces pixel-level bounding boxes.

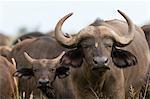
[56,66,70,79]
[13,68,34,79]
[111,45,138,68]
[60,49,83,68]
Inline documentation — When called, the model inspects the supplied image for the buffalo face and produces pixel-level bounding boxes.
[13,51,70,97]
[78,37,110,72]
[54,10,138,75]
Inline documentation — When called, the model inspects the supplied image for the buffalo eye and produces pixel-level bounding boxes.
[49,68,56,73]
[81,42,94,48]
[103,38,113,48]
[81,43,92,48]
[79,38,95,48]
[33,68,40,72]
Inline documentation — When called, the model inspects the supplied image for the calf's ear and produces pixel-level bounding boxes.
[13,68,34,79]
[56,66,70,79]
[111,45,138,68]
[60,48,83,68]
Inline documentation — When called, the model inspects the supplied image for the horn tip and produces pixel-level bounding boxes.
[62,51,65,55]
[117,10,121,13]
[68,12,73,16]
[11,58,16,68]
[24,52,29,58]
[117,10,125,16]
[24,52,27,55]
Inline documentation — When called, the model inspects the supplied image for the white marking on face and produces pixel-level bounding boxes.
[40,59,48,67]
[95,42,98,48]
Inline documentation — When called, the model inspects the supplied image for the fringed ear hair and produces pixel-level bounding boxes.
[13,68,34,79]
[111,44,137,68]
[56,66,70,79]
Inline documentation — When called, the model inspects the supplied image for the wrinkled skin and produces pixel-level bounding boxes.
[0,56,17,99]
[10,37,75,99]
[55,12,150,99]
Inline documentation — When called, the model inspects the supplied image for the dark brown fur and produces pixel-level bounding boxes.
[0,56,17,99]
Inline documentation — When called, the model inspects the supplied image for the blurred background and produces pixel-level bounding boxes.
[0,0,150,37]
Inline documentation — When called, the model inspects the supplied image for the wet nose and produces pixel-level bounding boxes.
[38,79,49,86]
[93,56,109,65]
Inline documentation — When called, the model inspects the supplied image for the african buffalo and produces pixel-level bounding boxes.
[54,10,150,99]
[0,56,18,99]
[10,37,75,99]
[14,51,74,99]
[142,24,150,48]
[12,31,46,45]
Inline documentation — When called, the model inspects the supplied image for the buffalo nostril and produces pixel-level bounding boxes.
[93,56,109,65]
[39,79,49,85]
[104,58,109,65]
[45,81,49,84]
[101,56,109,65]
[93,58,98,64]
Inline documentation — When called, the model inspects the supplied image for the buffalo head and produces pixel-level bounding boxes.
[54,10,137,75]
[13,51,70,90]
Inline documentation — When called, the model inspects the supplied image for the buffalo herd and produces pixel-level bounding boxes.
[0,10,150,99]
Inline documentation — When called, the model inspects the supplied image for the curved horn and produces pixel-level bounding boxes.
[110,10,135,47]
[11,58,16,68]
[51,51,65,64]
[116,10,135,47]
[17,39,21,43]
[24,52,36,64]
[55,13,78,47]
